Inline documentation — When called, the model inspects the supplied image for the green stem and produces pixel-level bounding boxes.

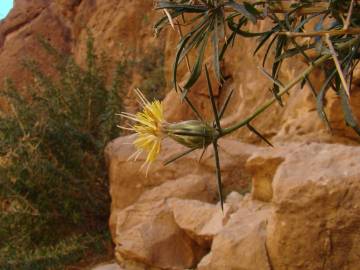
[221,38,358,137]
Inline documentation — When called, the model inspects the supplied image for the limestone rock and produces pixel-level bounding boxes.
[249,143,360,270]
[246,155,284,202]
[110,172,214,239]
[110,140,360,270]
[114,175,215,270]
[116,200,205,270]
[169,198,233,246]
[106,135,259,237]
[0,0,71,89]
[0,0,164,115]
[225,191,244,208]
[199,198,272,270]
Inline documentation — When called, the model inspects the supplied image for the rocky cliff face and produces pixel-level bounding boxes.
[1,1,360,270]
[0,0,162,98]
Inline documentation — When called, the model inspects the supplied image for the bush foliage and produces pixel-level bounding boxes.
[0,36,124,269]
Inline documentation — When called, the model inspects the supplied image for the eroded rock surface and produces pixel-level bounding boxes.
[107,136,360,270]
[265,143,360,270]
[114,175,216,269]
[198,198,271,270]
[105,136,258,239]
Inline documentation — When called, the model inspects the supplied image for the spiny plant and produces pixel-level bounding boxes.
[0,35,124,269]
[121,0,360,209]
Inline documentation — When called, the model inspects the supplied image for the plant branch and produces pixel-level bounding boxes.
[221,38,358,136]
[278,28,360,37]
[344,0,355,30]
[325,34,351,97]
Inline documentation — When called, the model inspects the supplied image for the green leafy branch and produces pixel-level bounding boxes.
[155,0,360,209]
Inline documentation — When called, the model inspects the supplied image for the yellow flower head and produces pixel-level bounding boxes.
[119,89,165,171]
[119,89,218,174]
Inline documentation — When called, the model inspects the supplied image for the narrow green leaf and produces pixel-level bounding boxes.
[244,2,261,16]
[219,31,236,61]
[339,83,360,135]
[205,65,221,130]
[247,123,273,147]
[274,44,315,63]
[262,35,277,66]
[212,12,222,83]
[173,33,192,91]
[164,147,197,166]
[181,33,209,98]
[212,141,224,211]
[257,66,284,88]
[294,13,324,32]
[154,10,183,35]
[155,2,208,13]
[253,25,280,56]
[271,35,287,105]
[226,1,257,23]
[178,14,210,62]
[315,71,335,131]
[219,88,234,119]
[228,17,268,38]
[179,86,204,121]
[173,14,211,92]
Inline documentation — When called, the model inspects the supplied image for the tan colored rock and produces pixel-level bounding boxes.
[225,191,244,208]
[249,143,360,270]
[169,198,233,246]
[0,0,164,114]
[110,139,360,269]
[199,198,272,270]
[116,200,205,270]
[0,0,72,90]
[110,172,214,239]
[114,175,214,270]
[113,171,249,270]
[246,155,284,202]
[106,135,259,237]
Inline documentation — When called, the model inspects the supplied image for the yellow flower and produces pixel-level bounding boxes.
[119,89,218,174]
[118,89,165,172]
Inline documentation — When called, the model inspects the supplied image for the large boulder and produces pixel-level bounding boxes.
[263,143,360,270]
[113,173,248,270]
[108,138,360,270]
[105,135,259,238]
[169,198,233,246]
[245,142,360,269]
[114,175,216,270]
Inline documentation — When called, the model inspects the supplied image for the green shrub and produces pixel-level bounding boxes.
[0,36,124,269]
[137,48,167,101]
